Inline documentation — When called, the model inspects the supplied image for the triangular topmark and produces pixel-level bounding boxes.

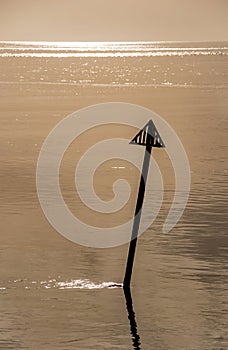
[130,120,165,148]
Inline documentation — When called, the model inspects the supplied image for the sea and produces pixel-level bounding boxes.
[0,41,228,349]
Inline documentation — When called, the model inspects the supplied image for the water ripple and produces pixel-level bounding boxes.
[1,278,122,291]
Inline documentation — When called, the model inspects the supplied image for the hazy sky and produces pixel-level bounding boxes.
[0,0,227,42]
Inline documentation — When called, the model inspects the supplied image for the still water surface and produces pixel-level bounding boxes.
[0,41,228,349]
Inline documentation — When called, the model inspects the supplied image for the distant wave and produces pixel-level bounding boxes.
[0,80,227,89]
[0,50,227,58]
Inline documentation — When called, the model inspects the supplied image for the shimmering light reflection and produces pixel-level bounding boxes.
[1,41,227,90]
[0,41,227,57]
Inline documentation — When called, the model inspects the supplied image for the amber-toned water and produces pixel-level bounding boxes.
[0,42,228,349]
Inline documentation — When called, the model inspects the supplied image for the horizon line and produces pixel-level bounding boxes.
[0,40,227,44]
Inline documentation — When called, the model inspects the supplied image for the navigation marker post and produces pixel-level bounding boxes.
[123,120,165,288]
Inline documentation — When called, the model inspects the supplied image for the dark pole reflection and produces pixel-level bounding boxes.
[123,286,141,350]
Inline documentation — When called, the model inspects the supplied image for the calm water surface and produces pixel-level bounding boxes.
[0,41,228,349]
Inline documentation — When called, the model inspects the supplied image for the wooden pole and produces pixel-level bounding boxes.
[123,142,152,287]
[123,286,141,349]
